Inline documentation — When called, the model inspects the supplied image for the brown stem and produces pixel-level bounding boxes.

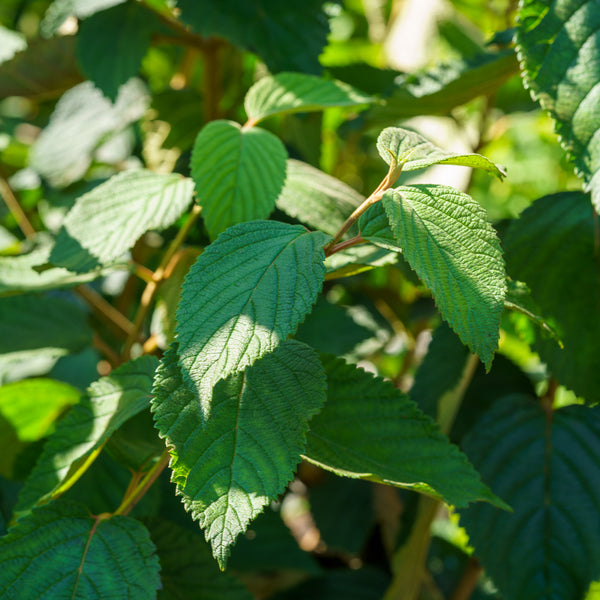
[143,2,209,51]
[76,285,135,339]
[0,176,36,238]
[92,334,121,367]
[449,558,483,600]
[326,235,366,256]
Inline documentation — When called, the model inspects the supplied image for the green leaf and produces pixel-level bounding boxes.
[151,341,327,568]
[190,120,288,238]
[459,396,600,600]
[504,191,599,402]
[29,79,149,188]
[359,201,402,252]
[276,159,364,237]
[40,0,127,37]
[368,51,518,124]
[46,170,194,272]
[148,518,254,600]
[517,0,600,210]
[380,185,506,369]
[304,355,505,509]
[76,2,158,101]
[244,72,373,124]
[0,26,26,64]
[377,127,506,179]
[0,501,160,599]
[324,244,399,279]
[177,0,330,74]
[15,355,158,514]
[176,220,330,405]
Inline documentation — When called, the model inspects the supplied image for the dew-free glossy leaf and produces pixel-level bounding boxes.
[46,170,194,272]
[190,120,287,238]
[176,220,330,405]
[305,355,504,508]
[381,185,505,368]
[245,72,373,124]
[504,191,599,402]
[151,341,327,568]
[0,501,160,599]
[460,396,600,600]
[276,159,364,236]
[377,127,506,179]
[16,356,158,513]
[517,0,600,210]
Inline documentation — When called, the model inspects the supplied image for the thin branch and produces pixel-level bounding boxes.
[76,285,135,338]
[326,235,367,256]
[0,176,36,238]
[449,558,483,600]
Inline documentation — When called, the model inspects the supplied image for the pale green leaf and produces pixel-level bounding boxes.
[276,159,363,236]
[0,26,26,64]
[0,501,160,599]
[176,220,330,406]
[151,341,327,568]
[41,0,127,37]
[517,0,600,210]
[305,355,506,509]
[46,170,194,272]
[245,72,373,124]
[15,355,158,514]
[29,79,149,188]
[460,396,600,599]
[190,120,287,238]
[377,127,506,179]
[324,244,399,279]
[381,185,506,368]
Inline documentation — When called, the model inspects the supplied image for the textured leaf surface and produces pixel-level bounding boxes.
[504,191,600,402]
[47,170,194,272]
[76,2,157,101]
[359,201,402,252]
[517,0,600,210]
[151,341,327,568]
[305,355,504,508]
[276,159,364,236]
[245,72,373,123]
[0,501,160,600]
[16,356,158,513]
[177,0,330,74]
[190,120,287,238]
[377,127,506,179]
[29,79,149,187]
[460,396,600,600]
[176,220,330,404]
[381,185,505,368]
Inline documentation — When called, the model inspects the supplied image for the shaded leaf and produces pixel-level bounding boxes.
[305,355,505,508]
[504,192,599,402]
[517,0,600,210]
[276,159,364,236]
[324,244,399,279]
[381,185,506,368]
[245,72,373,124]
[16,356,158,513]
[46,170,194,272]
[359,201,402,252]
[151,341,327,568]
[377,127,506,179]
[460,396,600,600]
[0,501,160,599]
[190,120,287,238]
[176,220,329,405]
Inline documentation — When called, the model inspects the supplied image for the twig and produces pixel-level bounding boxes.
[76,285,135,338]
[449,558,483,600]
[0,176,36,238]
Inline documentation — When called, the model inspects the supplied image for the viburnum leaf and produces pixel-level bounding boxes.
[459,396,600,599]
[358,201,402,252]
[151,341,327,569]
[380,185,506,368]
[46,170,194,272]
[41,0,127,37]
[244,72,373,124]
[15,356,158,514]
[0,501,160,599]
[377,127,506,179]
[190,120,287,238]
[305,355,506,508]
[176,220,330,407]
[517,0,600,210]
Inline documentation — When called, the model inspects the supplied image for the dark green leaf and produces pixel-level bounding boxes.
[517,0,600,210]
[381,185,506,369]
[305,355,505,508]
[504,192,599,402]
[359,200,402,252]
[190,120,287,238]
[151,341,327,568]
[460,397,600,600]
[176,220,329,403]
[0,501,160,599]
